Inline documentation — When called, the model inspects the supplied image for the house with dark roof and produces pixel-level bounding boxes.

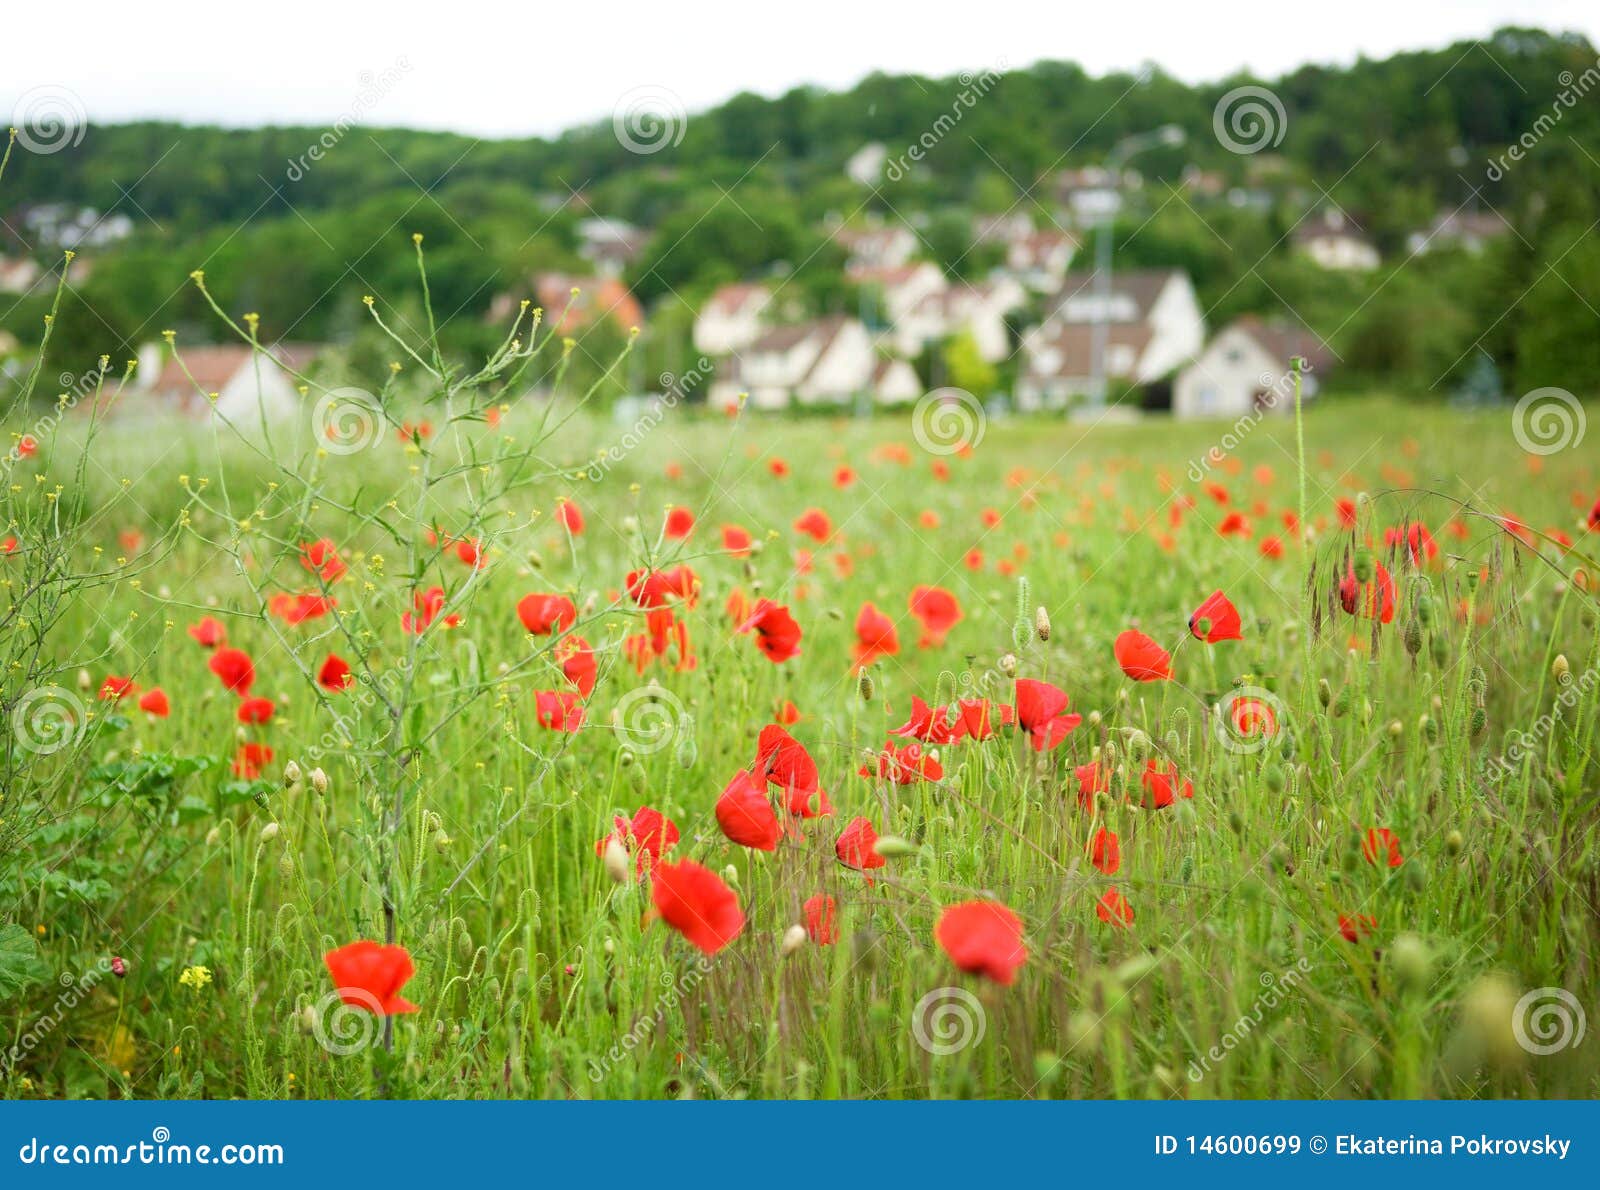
[1173,316,1334,419]
[707,316,920,412]
[103,342,322,425]
[694,283,773,355]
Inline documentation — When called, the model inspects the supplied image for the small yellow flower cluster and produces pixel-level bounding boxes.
[177,964,212,992]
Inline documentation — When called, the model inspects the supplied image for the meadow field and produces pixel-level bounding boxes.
[2,336,1598,1099]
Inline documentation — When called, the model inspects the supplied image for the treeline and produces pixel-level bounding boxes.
[2,25,1598,399]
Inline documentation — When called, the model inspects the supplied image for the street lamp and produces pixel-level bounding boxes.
[1087,123,1186,410]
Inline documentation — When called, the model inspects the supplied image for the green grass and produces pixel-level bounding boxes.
[3,391,1599,1100]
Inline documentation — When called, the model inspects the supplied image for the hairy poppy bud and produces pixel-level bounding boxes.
[433,829,452,853]
[780,924,807,957]
[722,864,739,888]
[1445,829,1463,855]
[1034,605,1051,642]
[1317,678,1332,708]
[259,821,280,842]
[602,837,630,884]
[1353,548,1374,583]
[1469,706,1487,737]
[1389,932,1432,992]
[277,848,294,879]
[872,834,918,859]
[309,767,328,795]
[1403,620,1422,658]
[1552,654,1570,685]
[998,652,1017,678]
[857,668,874,702]
[283,760,302,788]
[77,668,92,691]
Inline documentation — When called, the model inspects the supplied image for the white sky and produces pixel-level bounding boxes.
[8,0,1599,139]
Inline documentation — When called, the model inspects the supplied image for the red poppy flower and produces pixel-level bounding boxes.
[651,859,744,954]
[769,458,789,478]
[714,769,781,851]
[859,740,943,784]
[454,538,486,569]
[1361,827,1403,868]
[935,901,1028,985]
[270,592,336,624]
[1096,887,1134,928]
[954,697,1013,740]
[1089,827,1121,875]
[891,696,959,745]
[739,599,802,663]
[1074,761,1110,810]
[907,585,963,647]
[1588,495,1600,532]
[1338,563,1397,624]
[793,508,832,542]
[137,688,170,717]
[664,506,695,539]
[1188,590,1242,643]
[852,602,900,667]
[534,690,584,732]
[208,647,256,695]
[1386,522,1438,567]
[517,592,577,635]
[755,724,819,796]
[401,587,460,634]
[1,535,17,554]
[1227,693,1278,742]
[318,653,354,691]
[1217,511,1252,538]
[833,465,855,489]
[1140,759,1194,808]
[803,894,839,944]
[16,434,38,459]
[323,941,419,1015]
[188,616,226,648]
[595,805,680,875]
[721,524,753,556]
[1013,678,1083,751]
[962,548,983,571]
[233,742,273,779]
[1114,630,1172,682]
[555,635,597,698]
[835,816,886,872]
[98,675,137,701]
[298,538,346,583]
[776,699,801,725]
[1259,535,1284,560]
[237,696,275,725]
[1338,913,1378,943]
[557,498,584,534]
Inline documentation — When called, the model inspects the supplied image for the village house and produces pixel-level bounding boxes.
[1005,230,1079,292]
[102,342,322,426]
[1018,268,1204,409]
[847,260,947,325]
[693,283,773,355]
[1293,209,1380,271]
[1173,315,1334,419]
[832,222,918,270]
[1407,208,1510,256]
[488,273,644,335]
[707,316,920,412]
[14,203,134,250]
[972,212,1035,247]
[844,143,888,186]
[576,217,649,277]
[0,256,41,294]
[893,278,1026,362]
[1054,166,1136,226]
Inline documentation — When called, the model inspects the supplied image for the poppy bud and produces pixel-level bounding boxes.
[1469,706,1487,737]
[277,848,294,879]
[1065,1009,1101,1053]
[998,652,1017,678]
[1552,654,1570,685]
[1403,620,1422,658]
[1034,605,1051,642]
[1445,829,1464,855]
[1457,974,1523,1071]
[78,668,92,691]
[857,668,874,702]
[110,956,127,978]
[1387,719,1403,739]
[309,767,328,795]
[722,864,739,888]
[1416,593,1434,626]
[1353,548,1373,583]
[872,834,918,859]
[284,760,302,788]
[1317,678,1332,707]
[1265,765,1286,793]
[602,838,630,884]
[299,1004,317,1033]
[1227,809,1244,834]
[1429,634,1448,665]
[259,821,280,842]
[780,924,807,957]
[1389,932,1432,992]
[205,826,222,846]
[675,723,697,769]
[618,747,635,767]
[433,829,452,853]
[1419,714,1438,741]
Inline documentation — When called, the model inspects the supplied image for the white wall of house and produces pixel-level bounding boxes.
[694,289,771,355]
[1173,326,1320,419]
[215,361,302,425]
[1301,234,1380,271]
[797,322,875,404]
[1143,274,1206,377]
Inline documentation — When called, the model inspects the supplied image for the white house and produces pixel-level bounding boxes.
[708,316,920,412]
[1293,210,1380,271]
[1017,269,1204,408]
[894,278,1026,362]
[848,261,947,324]
[576,217,648,277]
[1055,166,1136,226]
[1173,316,1334,420]
[116,342,321,426]
[845,143,889,186]
[694,283,772,355]
[1407,209,1509,256]
[833,223,917,270]
[0,256,41,295]
[1005,230,1078,292]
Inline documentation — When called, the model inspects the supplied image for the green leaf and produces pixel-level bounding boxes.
[0,923,50,1001]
